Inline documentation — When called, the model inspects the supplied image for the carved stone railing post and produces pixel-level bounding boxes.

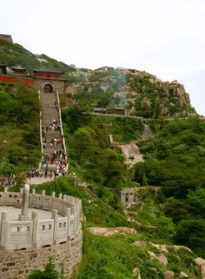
[32,211,39,248]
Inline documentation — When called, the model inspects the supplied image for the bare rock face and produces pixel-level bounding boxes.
[158,254,168,266]
[179,271,188,278]
[164,271,175,279]
[117,143,144,168]
[147,251,168,266]
[133,240,147,248]
[133,267,142,279]
[194,257,205,279]
[87,227,137,237]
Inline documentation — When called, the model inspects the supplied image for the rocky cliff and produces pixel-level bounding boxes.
[68,67,195,118]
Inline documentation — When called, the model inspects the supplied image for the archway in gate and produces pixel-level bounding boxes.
[43,83,53,93]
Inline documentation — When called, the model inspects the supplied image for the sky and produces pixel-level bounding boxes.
[1,0,205,114]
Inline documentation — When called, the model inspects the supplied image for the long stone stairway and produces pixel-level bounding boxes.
[27,88,68,184]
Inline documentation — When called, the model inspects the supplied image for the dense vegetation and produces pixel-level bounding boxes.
[0,83,40,178]
[63,107,130,189]
[135,117,205,256]
[28,258,64,279]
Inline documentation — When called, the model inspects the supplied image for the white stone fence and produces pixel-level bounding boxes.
[0,189,82,251]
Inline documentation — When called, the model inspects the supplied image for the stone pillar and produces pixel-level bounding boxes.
[0,212,8,249]
[127,193,133,208]
[20,184,30,220]
[120,192,126,207]
[66,208,71,238]
[74,203,78,234]
[76,201,79,230]
[52,209,58,243]
[32,211,39,248]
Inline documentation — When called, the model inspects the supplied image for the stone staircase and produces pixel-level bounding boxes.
[27,88,68,184]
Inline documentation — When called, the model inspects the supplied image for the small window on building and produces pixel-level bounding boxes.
[64,222,66,227]
[42,225,45,231]
[49,224,52,230]
[17,227,20,232]
[9,194,12,198]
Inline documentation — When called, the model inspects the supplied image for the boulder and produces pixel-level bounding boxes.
[179,271,188,278]
[157,254,168,266]
[133,267,142,279]
[87,227,137,237]
[150,243,169,254]
[147,250,168,266]
[164,271,175,279]
[194,257,205,279]
[133,240,147,248]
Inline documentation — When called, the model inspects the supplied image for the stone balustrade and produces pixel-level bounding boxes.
[0,188,81,251]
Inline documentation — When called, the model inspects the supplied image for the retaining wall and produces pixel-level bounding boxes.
[0,190,82,279]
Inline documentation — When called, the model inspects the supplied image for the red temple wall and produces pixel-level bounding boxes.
[0,75,33,87]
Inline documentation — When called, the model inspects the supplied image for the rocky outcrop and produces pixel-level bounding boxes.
[194,257,205,279]
[147,251,168,266]
[87,227,137,237]
[164,271,175,279]
[179,272,188,278]
[128,72,195,118]
[133,267,142,279]
[115,142,144,168]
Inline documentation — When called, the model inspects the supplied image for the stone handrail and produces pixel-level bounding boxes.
[38,89,43,170]
[0,189,81,251]
[56,90,68,171]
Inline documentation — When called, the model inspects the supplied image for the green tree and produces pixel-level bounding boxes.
[28,258,63,279]
[175,219,205,257]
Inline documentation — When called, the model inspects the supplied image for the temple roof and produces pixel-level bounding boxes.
[33,69,65,74]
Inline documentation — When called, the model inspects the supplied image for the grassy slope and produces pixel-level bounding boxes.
[0,40,71,71]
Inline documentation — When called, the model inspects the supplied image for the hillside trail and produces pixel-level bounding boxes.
[27,87,68,185]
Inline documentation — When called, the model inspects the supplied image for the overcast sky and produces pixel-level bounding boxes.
[1,0,205,114]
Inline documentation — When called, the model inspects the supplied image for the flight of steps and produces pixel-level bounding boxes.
[27,88,68,185]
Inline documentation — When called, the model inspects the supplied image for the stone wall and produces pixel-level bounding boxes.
[121,187,160,208]
[0,189,82,278]
[0,231,82,279]
[0,190,81,250]
[0,34,13,43]
[33,79,65,95]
